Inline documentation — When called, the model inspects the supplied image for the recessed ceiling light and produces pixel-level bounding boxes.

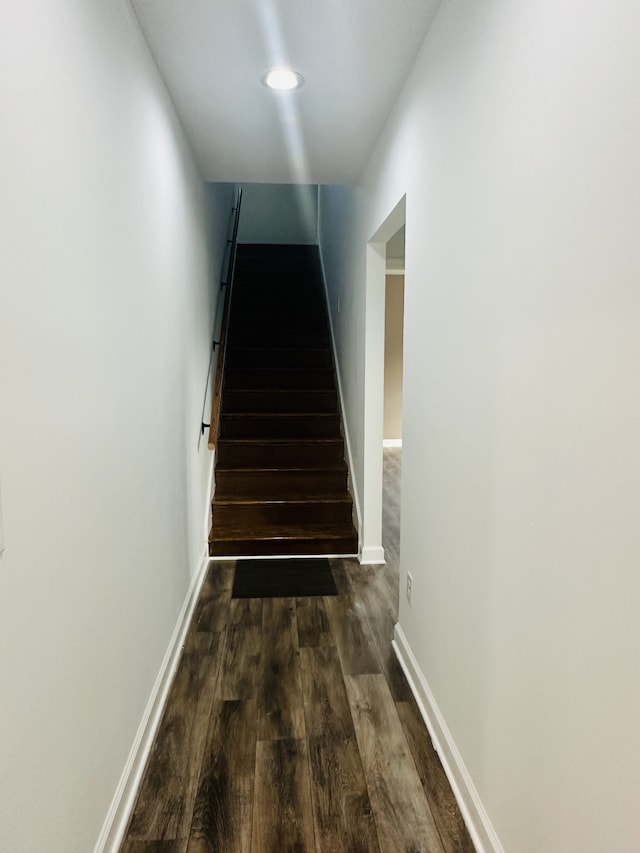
[262,67,304,91]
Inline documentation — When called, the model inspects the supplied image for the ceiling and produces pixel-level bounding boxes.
[131,0,442,184]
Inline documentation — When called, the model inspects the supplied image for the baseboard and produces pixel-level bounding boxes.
[359,544,385,565]
[383,438,402,448]
[392,624,505,853]
[93,548,211,853]
[317,248,363,545]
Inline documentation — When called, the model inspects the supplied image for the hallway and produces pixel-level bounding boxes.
[121,452,474,852]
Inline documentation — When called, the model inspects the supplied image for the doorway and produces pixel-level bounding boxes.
[360,196,406,565]
[382,225,405,567]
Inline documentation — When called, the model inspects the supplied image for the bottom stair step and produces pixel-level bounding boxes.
[208,523,358,558]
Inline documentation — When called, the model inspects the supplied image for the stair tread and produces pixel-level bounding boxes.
[215,461,347,472]
[218,414,342,439]
[221,412,338,420]
[229,346,331,352]
[217,438,342,445]
[229,364,333,375]
[209,522,357,540]
[215,463,347,473]
[213,494,352,506]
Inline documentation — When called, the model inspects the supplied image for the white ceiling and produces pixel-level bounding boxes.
[131,0,442,184]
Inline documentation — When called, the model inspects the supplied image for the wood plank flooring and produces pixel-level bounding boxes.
[121,450,475,853]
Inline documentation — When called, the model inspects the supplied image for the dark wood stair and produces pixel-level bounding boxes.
[209,243,358,558]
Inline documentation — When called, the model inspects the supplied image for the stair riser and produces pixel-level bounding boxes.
[233,284,323,300]
[234,279,324,292]
[236,253,319,265]
[234,283,324,296]
[214,469,348,497]
[219,415,341,439]
[225,369,335,391]
[235,263,321,276]
[234,276,322,287]
[209,534,358,558]
[212,501,353,527]
[222,390,337,413]
[216,442,344,467]
[234,291,323,302]
[227,349,333,369]
[232,288,325,304]
[237,243,318,254]
[228,334,331,349]
[237,249,319,261]
[230,314,327,330]
[231,312,327,328]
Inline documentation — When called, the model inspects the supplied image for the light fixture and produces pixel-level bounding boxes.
[262,67,304,91]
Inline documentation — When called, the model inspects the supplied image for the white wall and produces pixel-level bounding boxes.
[317,184,370,552]
[238,183,318,244]
[319,1,640,851]
[0,2,232,851]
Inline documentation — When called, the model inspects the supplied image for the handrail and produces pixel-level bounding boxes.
[207,186,242,450]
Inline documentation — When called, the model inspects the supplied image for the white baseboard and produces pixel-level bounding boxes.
[359,544,385,565]
[93,549,211,853]
[392,624,505,853]
[383,438,402,448]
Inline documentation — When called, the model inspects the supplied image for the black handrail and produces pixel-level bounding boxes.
[204,186,242,450]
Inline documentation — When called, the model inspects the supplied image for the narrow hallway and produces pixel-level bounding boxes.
[121,452,474,852]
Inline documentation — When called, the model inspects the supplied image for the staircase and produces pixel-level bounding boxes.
[208,243,359,558]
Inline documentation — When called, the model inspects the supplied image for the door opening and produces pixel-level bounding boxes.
[360,196,405,565]
[382,225,405,571]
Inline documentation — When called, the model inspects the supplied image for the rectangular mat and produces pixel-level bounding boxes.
[232,558,338,599]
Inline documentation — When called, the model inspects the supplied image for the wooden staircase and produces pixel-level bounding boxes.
[208,244,359,557]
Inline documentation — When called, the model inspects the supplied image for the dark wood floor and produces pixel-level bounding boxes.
[120,449,475,853]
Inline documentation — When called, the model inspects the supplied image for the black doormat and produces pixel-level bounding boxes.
[232,558,338,599]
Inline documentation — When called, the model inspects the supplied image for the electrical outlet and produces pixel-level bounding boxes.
[406,572,413,606]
